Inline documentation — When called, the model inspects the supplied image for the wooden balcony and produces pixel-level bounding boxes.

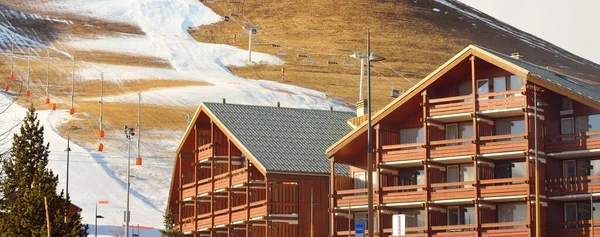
[428,95,473,122]
[231,168,249,187]
[481,221,530,237]
[197,143,213,161]
[479,134,527,159]
[548,220,600,237]
[381,227,427,236]
[213,209,229,227]
[431,225,477,236]
[181,217,195,233]
[197,178,212,195]
[335,189,377,208]
[381,143,425,167]
[182,182,196,200]
[430,138,474,163]
[381,185,426,204]
[477,90,525,117]
[213,173,229,192]
[430,182,476,203]
[479,178,528,200]
[546,131,600,157]
[196,213,212,230]
[546,175,600,197]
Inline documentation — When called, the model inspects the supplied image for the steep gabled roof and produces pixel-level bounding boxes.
[177,102,353,175]
[326,44,600,158]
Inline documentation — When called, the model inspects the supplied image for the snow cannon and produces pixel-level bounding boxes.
[9,74,14,80]
[69,108,75,115]
[4,85,8,92]
[98,130,105,138]
[51,103,57,111]
[135,157,142,166]
[25,90,30,97]
[98,143,104,152]
[44,98,50,104]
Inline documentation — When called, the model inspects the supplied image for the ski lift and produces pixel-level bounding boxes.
[343,59,355,67]
[327,57,338,65]
[224,15,230,21]
[251,28,258,35]
[277,50,288,56]
[390,87,400,98]
[306,56,317,64]
[297,50,308,58]
[271,42,281,47]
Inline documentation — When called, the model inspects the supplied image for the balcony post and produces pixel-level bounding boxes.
[330,158,337,237]
[265,177,270,237]
[422,89,431,234]
[194,124,199,237]
[523,85,532,229]
[246,159,250,237]
[179,153,183,231]
[210,122,215,236]
[375,124,383,235]
[470,55,481,235]
[228,139,232,236]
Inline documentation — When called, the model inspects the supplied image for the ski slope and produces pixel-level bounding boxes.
[0,0,352,236]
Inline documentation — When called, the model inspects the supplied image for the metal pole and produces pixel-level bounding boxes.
[65,134,71,223]
[71,58,75,110]
[311,186,314,237]
[248,28,252,62]
[95,203,98,237]
[348,200,351,237]
[46,51,50,102]
[26,48,30,94]
[592,184,595,237]
[126,133,131,237]
[359,58,365,101]
[137,93,141,160]
[366,28,374,237]
[100,74,104,134]
[10,35,14,77]
[534,84,540,237]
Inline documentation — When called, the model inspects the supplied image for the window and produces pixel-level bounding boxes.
[493,75,523,98]
[564,202,596,228]
[477,79,490,96]
[562,115,600,141]
[561,118,575,141]
[353,172,376,189]
[447,164,474,188]
[400,209,426,228]
[496,161,526,179]
[448,206,475,226]
[498,203,527,224]
[495,118,525,140]
[400,128,424,145]
[446,122,473,145]
[562,97,573,110]
[399,168,425,186]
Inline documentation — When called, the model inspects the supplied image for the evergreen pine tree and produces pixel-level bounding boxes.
[159,209,182,237]
[0,106,88,236]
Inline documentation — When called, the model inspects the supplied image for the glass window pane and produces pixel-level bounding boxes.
[461,164,475,182]
[493,77,507,98]
[509,75,524,90]
[563,161,576,178]
[463,206,475,225]
[565,203,578,221]
[562,118,575,141]
[477,79,489,94]
[400,128,424,144]
[512,162,526,177]
[588,114,600,132]
[448,207,459,225]
[498,203,527,223]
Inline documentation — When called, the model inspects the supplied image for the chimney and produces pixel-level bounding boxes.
[511,53,522,60]
[356,99,368,117]
[222,98,226,104]
[330,106,333,112]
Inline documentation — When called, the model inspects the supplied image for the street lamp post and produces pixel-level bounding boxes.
[124,126,135,237]
[95,201,106,237]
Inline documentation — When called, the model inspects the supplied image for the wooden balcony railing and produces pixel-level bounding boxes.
[477,90,525,111]
[181,217,195,233]
[381,185,426,203]
[336,189,376,207]
[381,143,426,163]
[381,227,427,236]
[546,175,600,196]
[548,220,600,237]
[430,181,476,201]
[480,177,528,198]
[231,167,249,187]
[196,213,212,230]
[546,130,600,154]
[431,224,477,236]
[197,143,213,161]
[430,138,474,159]
[479,134,527,155]
[481,221,530,236]
[429,95,473,117]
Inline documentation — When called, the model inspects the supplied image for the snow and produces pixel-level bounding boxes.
[0,93,162,236]
[0,0,355,235]
[432,8,441,12]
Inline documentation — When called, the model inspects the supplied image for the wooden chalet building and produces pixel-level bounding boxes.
[168,102,353,237]
[327,45,600,237]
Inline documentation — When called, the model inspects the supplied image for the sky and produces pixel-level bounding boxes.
[458,0,600,64]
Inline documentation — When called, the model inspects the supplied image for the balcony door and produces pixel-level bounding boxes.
[446,123,472,145]
[447,164,473,188]
[447,206,475,226]
[561,118,575,141]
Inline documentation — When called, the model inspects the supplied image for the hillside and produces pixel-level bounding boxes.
[192,0,600,109]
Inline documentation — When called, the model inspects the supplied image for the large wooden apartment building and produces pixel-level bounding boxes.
[168,102,353,237]
[327,45,600,237]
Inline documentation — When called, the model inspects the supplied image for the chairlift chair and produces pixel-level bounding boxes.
[251,28,257,35]
[224,15,230,21]
[343,59,355,67]
[277,50,288,56]
[271,42,281,47]
[297,50,308,58]
[306,56,317,64]
[327,57,338,65]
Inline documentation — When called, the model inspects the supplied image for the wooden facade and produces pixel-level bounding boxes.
[327,45,600,237]
[168,104,338,237]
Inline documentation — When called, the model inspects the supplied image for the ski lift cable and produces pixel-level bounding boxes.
[379,60,417,84]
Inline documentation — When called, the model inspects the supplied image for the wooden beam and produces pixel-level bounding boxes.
[228,139,232,237]
[375,126,382,235]
[470,55,482,236]
[210,122,215,236]
[194,124,198,237]
[422,89,431,234]
[330,158,337,237]
[265,176,270,237]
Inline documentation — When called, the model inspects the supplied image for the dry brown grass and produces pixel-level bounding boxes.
[70,50,172,69]
[192,0,600,110]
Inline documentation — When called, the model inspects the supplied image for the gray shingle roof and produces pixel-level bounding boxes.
[479,46,600,102]
[203,102,353,174]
